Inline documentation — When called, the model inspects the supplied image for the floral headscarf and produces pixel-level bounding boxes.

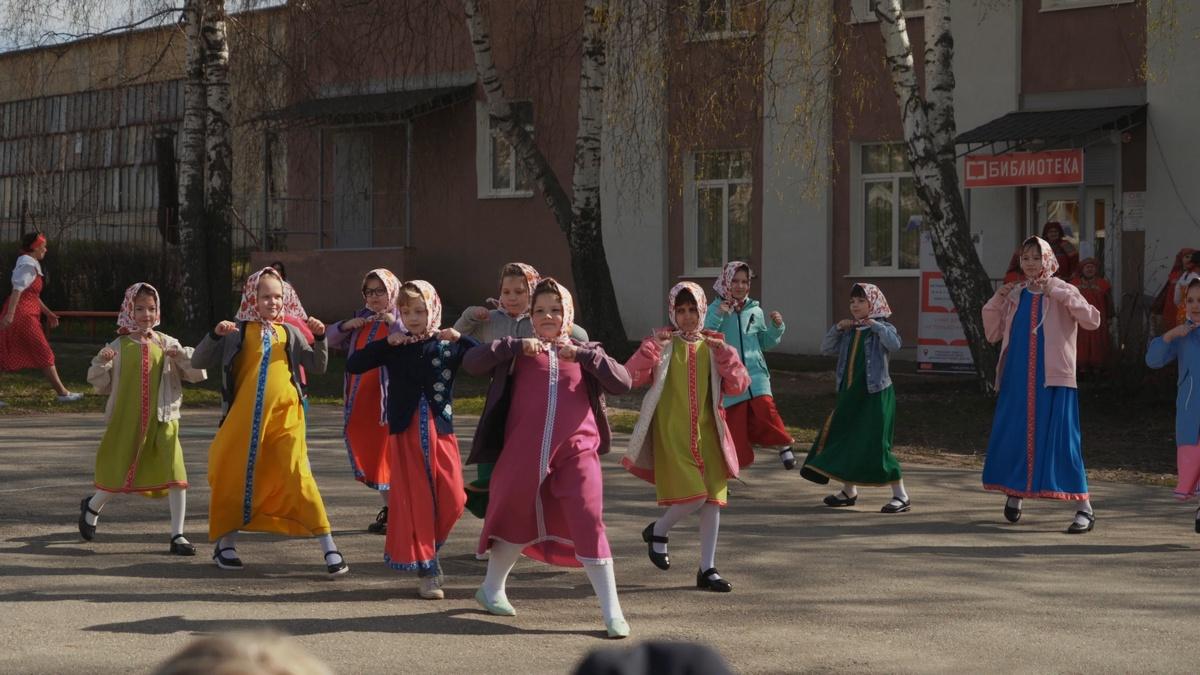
[400,280,443,339]
[282,281,308,320]
[235,267,286,324]
[1022,236,1059,284]
[117,282,161,335]
[531,277,575,340]
[852,283,892,320]
[668,281,708,334]
[363,268,400,315]
[713,261,752,312]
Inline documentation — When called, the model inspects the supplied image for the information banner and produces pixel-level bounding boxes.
[917,228,982,374]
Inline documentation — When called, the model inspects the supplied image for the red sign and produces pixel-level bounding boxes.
[964,149,1084,188]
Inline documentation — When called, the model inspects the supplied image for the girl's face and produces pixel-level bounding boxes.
[29,240,47,260]
[255,276,284,321]
[362,277,390,314]
[1186,286,1200,323]
[1045,227,1061,243]
[729,269,751,300]
[400,297,429,335]
[1081,262,1097,279]
[531,293,564,340]
[133,293,159,331]
[674,303,700,332]
[1020,247,1044,279]
[499,275,531,317]
[849,296,870,320]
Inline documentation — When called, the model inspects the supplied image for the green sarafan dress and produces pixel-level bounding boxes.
[802,329,901,486]
[93,336,187,497]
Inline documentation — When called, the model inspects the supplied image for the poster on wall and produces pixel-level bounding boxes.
[917,226,983,374]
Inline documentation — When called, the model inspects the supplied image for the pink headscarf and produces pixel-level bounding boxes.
[1022,236,1059,284]
[713,261,752,311]
[363,268,401,315]
[116,282,161,335]
[235,267,286,324]
[668,281,708,335]
[531,277,575,340]
[400,280,443,339]
[853,283,892,320]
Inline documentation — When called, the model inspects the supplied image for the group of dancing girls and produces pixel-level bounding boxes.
[68,234,1200,640]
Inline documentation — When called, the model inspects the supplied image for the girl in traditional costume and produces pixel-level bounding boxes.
[78,283,206,554]
[454,262,589,517]
[0,232,83,403]
[624,282,749,594]
[192,267,348,574]
[326,268,403,534]
[1071,258,1113,374]
[704,261,796,470]
[1041,221,1078,280]
[800,284,908,513]
[1146,278,1200,531]
[464,278,632,638]
[346,280,475,599]
[982,237,1100,533]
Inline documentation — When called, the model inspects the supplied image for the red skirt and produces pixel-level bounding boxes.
[0,274,54,372]
[725,395,793,469]
[383,404,466,573]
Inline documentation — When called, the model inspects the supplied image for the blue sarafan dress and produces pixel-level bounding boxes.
[982,289,1089,500]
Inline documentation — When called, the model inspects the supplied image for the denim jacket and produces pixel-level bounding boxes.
[820,320,900,394]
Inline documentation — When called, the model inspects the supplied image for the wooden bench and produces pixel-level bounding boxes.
[55,311,119,339]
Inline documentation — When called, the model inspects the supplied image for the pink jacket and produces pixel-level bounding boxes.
[982,277,1101,390]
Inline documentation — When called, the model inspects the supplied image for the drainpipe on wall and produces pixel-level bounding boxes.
[405,119,413,249]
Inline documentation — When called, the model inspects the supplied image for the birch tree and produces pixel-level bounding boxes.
[202,0,234,327]
[875,0,998,388]
[463,0,626,346]
[179,0,210,327]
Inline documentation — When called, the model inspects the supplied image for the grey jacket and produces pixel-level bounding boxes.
[454,307,590,342]
[192,321,328,422]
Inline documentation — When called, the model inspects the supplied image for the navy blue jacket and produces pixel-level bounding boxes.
[345,334,479,435]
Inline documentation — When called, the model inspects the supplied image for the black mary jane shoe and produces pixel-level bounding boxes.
[367,506,388,535]
[212,544,244,570]
[779,448,796,470]
[641,522,670,570]
[169,534,196,556]
[880,498,911,514]
[325,550,349,576]
[1003,499,1022,523]
[1065,510,1095,534]
[78,497,99,541]
[822,491,857,507]
[696,567,733,593]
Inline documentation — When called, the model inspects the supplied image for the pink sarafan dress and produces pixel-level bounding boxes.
[477,350,611,567]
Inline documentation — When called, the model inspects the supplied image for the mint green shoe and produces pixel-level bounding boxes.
[605,617,630,639]
[475,586,516,616]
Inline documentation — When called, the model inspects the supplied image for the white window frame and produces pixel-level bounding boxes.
[476,100,535,200]
[683,148,753,277]
[850,141,921,277]
[1040,0,1135,12]
[849,0,925,24]
[687,0,755,42]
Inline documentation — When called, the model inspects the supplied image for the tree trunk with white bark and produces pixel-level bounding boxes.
[463,0,627,347]
[876,0,997,389]
[202,0,233,322]
[179,0,210,329]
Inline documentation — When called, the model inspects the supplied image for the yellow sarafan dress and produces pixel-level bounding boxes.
[207,322,331,540]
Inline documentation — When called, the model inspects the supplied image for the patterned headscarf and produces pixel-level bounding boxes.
[363,268,401,314]
[282,281,308,321]
[1022,236,1059,283]
[853,283,892,320]
[488,262,540,315]
[713,261,752,311]
[117,282,161,335]
[668,281,708,334]
[399,280,443,339]
[531,277,575,340]
[235,267,286,324]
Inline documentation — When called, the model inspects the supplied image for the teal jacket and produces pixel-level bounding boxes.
[704,297,784,406]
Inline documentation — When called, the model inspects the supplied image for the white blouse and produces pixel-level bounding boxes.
[10,255,42,292]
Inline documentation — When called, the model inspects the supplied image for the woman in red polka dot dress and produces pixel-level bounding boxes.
[0,232,83,404]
